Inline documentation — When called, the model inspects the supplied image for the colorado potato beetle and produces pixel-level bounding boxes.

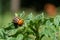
[13,17,24,26]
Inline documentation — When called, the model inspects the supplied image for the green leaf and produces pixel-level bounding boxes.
[5,29,17,36]
[0,39,5,40]
[45,20,52,27]
[41,36,52,40]
[24,37,33,40]
[16,34,24,40]
[54,15,60,26]
[7,37,16,40]
[3,23,15,29]
[20,11,25,19]
[28,34,36,40]
[40,13,45,22]
[26,13,34,20]
[0,28,5,39]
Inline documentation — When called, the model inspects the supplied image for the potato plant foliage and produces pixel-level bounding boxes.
[0,12,60,40]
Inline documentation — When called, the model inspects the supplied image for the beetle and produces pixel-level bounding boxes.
[13,17,24,28]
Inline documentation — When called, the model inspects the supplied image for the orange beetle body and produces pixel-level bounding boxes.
[17,19,24,25]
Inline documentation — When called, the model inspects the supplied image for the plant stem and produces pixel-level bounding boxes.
[35,25,40,40]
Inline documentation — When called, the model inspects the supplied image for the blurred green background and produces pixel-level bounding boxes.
[0,0,11,27]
